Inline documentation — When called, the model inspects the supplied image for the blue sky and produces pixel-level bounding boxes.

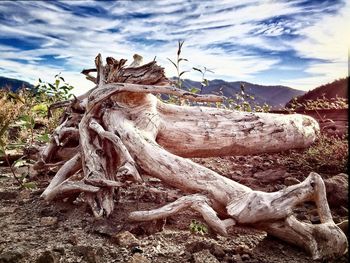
[0,0,349,95]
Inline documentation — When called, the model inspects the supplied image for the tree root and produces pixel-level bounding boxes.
[129,194,236,236]
[36,53,347,260]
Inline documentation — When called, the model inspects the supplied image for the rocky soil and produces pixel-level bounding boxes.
[0,152,348,263]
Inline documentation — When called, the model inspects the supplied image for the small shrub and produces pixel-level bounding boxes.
[0,74,74,184]
[165,42,271,112]
[281,133,348,175]
[223,83,271,112]
[286,95,348,111]
[189,219,208,235]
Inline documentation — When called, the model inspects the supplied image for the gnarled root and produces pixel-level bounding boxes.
[226,172,348,259]
[36,53,347,260]
[129,194,236,236]
[259,216,348,260]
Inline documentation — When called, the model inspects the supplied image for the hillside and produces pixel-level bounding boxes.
[181,79,305,109]
[0,76,33,91]
[1,75,305,109]
[286,77,348,107]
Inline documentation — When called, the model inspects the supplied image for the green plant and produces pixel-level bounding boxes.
[224,83,270,112]
[167,40,188,89]
[0,74,74,185]
[193,66,214,94]
[164,42,271,112]
[189,219,208,235]
[34,73,74,103]
[0,90,26,185]
[14,74,74,147]
[286,95,348,111]
[164,41,190,105]
[281,133,348,174]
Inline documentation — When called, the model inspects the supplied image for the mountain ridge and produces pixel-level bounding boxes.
[0,75,305,109]
[180,78,305,109]
[0,76,33,91]
[286,77,348,108]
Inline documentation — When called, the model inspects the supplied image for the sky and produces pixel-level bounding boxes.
[0,0,349,95]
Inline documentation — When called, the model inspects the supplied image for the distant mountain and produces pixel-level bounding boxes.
[0,76,33,91]
[180,79,305,109]
[285,77,348,108]
[1,75,305,109]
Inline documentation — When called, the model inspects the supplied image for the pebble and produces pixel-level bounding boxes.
[193,249,220,263]
[210,244,225,259]
[324,173,348,207]
[127,253,150,263]
[235,244,250,255]
[0,206,17,216]
[36,250,59,263]
[337,220,348,234]
[0,191,17,200]
[253,168,289,183]
[0,248,26,263]
[40,216,58,226]
[284,177,300,186]
[112,231,139,247]
[72,246,103,263]
[241,253,250,261]
[232,254,243,263]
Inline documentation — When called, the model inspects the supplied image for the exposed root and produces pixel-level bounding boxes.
[129,194,235,236]
[42,181,100,201]
[89,118,141,182]
[36,53,347,260]
[41,153,82,200]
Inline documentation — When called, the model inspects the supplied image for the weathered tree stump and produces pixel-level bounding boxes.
[35,54,347,260]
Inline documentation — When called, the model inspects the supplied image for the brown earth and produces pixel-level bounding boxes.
[0,152,348,263]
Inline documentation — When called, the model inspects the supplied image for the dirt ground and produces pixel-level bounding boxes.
[0,152,348,263]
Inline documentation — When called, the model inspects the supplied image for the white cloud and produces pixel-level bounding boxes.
[282,61,347,91]
[294,2,350,62]
[0,0,348,93]
[283,1,350,90]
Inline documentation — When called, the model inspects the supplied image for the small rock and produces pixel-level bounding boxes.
[309,214,320,224]
[337,220,348,235]
[231,254,243,263]
[40,207,55,217]
[72,246,103,263]
[0,207,17,216]
[253,169,289,183]
[18,190,31,199]
[127,253,150,263]
[92,223,117,237]
[252,156,263,162]
[235,244,250,255]
[130,246,143,254]
[112,231,139,247]
[0,191,17,200]
[233,171,243,177]
[0,250,24,263]
[127,220,165,236]
[68,234,78,245]
[185,241,211,253]
[241,253,250,261]
[324,173,348,207]
[40,216,58,226]
[210,244,225,259]
[52,247,65,255]
[36,250,59,263]
[193,249,220,263]
[284,177,300,186]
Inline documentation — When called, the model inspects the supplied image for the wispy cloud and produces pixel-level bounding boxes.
[0,0,348,94]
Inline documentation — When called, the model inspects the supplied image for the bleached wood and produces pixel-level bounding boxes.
[41,153,81,200]
[37,53,347,260]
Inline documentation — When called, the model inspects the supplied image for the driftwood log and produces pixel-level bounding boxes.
[35,54,348,260]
